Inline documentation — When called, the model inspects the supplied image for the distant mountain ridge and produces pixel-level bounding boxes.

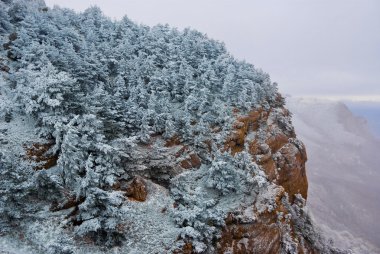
[345,101,380,138]
[287,97,380,254]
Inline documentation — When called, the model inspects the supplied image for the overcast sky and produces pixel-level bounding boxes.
[44,0,380,101]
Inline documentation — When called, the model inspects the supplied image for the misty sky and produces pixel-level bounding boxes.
[44,0,380,100]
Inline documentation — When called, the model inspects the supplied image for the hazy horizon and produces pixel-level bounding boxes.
[346,101,380,138]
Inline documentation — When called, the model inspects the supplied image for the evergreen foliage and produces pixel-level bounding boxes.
[0,2,337,253]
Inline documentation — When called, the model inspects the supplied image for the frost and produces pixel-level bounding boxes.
[206,151,265,195]
[0,1,341,253]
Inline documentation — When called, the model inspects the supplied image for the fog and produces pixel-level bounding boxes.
[288,98,380,253]
[346,101,380,138]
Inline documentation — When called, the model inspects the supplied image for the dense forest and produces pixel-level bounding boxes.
[0,1,342,253]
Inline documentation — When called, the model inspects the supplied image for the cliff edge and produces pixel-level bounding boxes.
[0,1,344,253]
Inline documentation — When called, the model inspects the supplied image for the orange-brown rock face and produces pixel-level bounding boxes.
[217,186,285,254]
[126,176,148,202]
[24,141,58,170]
[276,142,308,202]
[225,107,308,203]
[218,215,282,254]
[215,185,318,254]
[224,110,262,155]
[217,105,313,253]
[218,216,319,254]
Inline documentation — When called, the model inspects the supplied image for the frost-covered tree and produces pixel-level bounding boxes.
[0,1,12,34]
[12,60,83,135]
[206,151,266,195]
[0,0,286,251]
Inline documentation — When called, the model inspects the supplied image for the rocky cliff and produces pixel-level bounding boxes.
[0,1,344,253]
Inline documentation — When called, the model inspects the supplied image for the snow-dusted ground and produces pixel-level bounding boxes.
[287,97,380,254]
